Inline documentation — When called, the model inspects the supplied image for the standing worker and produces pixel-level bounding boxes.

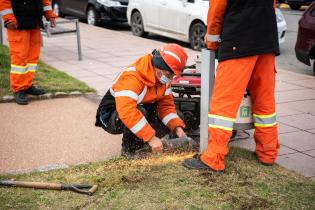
[95,44,187,157]
[0,0,57,105]
[184,0,280,171]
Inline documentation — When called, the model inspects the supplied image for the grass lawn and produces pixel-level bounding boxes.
[0,147,314,209]
[0,44,95,98]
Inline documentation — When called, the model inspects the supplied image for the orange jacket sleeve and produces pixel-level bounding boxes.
[112,73,156,142]
[156,85,185,131]
[0,0,16,25]
[42,0,57,19]
[206,0,227,50]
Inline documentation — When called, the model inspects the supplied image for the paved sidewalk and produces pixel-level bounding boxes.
[0,97,122,174]
[1,22,314,179]
[231,70,315,179]
[39,23,199,96]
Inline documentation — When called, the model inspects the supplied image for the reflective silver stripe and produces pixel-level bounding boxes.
[164,88,172,96]
[27,64,37,71]
[161,47,181,64]
[208,115,235,131]
[112,86,147,104]
[137,85,147,104]
[206,34,220,42]
[110,88,115,96]
[111,66,147,103]
[162,113,179,125]
[253,113,277,127]
[126,66,136,71]
[43,5,52,11]
[11,65,27,73]
[130,117,147,134]
[0,8,13,16]
[114,90,138,101]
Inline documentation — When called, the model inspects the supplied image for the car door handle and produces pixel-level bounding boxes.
[161,2,166,6]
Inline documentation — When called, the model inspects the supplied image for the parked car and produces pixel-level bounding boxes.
[52,0,129,25]
[127,0,287,51]
[295,2,315,75]
[285,0,315,10]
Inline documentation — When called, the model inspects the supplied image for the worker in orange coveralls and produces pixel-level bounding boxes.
[95,44,188,157]
[0,0,57,105]
[183,0,280,171]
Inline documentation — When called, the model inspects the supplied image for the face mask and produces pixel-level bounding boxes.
[158,74,171,84]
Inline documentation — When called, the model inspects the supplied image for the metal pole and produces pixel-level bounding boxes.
[0,16,3,45]
[75,19,82,61]
[199,49,216,153]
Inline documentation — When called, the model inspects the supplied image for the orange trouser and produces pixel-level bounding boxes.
[7,28,41,93]
[201,54,279,171]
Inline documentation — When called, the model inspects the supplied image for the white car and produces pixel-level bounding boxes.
[127,0,287,50]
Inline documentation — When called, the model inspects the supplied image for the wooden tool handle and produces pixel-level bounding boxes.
[88,185,98,195]
[13,181,62,190]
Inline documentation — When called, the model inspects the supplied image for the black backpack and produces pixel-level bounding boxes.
[95,90,123,134]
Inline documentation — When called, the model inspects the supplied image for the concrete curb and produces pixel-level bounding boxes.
[0,91,97,103]
[3,163,70,175]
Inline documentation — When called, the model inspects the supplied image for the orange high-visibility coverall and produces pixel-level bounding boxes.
[0,0,56,92]
[110,54,185,141]
[202,0,279,170]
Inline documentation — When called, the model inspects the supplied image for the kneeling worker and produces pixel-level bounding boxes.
[95,44,188,156]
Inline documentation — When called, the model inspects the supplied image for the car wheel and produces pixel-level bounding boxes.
[52,1,63,17]
[189,22,206,51]
[289,4,301,10]
[86,7,99,26]
[131,11,148,37]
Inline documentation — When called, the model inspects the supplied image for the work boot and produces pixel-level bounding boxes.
[14,91,28,105]
[183,154,224,172]
[25,85,46,95]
